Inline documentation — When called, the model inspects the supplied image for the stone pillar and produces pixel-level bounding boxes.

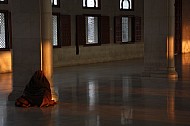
[9,0,57,101]
[144,0,178,79]
[9,0,41,100]
[167,0,178,78]
[40,0,57,101]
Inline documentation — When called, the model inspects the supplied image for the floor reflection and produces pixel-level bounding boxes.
[167,82,176,122]
[121,107,133,125]
[0,54,190,125]
[85,114,100,126]
[0,73,12,126]
[0,73,12,94]
[121,76,133,125]
[4,106,56,126]
[88,80,98,111]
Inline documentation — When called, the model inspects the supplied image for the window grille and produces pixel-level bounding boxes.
[0,0,8,3]
[51,0,59,6]
[85,16,98,44]
[122,17,132,42]
[52,15,58,46]
[0,13,5,48]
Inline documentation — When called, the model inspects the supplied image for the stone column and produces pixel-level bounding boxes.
[144,0,178,79]
[167,0,178,78]
[9,0,57,101]
[40,0,57,101]
[9,0,41,100]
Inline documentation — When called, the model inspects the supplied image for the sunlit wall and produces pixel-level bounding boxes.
[182,0,190,53]
[0,51,12,73]
[182,25,190,53]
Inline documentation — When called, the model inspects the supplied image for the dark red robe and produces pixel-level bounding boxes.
[15,70,56,107]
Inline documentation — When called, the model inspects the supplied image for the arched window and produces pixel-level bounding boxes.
[51,0,60,7]
[83,0,100,8]
[0,0,8,4]
[120,0,133,10]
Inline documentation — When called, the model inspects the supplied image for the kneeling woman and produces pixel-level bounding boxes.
[15,70,56,107]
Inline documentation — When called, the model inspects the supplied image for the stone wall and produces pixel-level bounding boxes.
[0,43,144,73]
[54,43,144,67]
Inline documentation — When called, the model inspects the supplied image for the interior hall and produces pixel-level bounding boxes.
[1,0,190,126]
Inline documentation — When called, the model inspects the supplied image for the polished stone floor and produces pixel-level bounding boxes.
[1,54,190,126]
